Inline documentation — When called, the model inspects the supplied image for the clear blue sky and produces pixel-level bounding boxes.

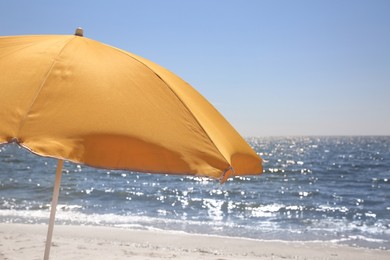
[1,0,389,136]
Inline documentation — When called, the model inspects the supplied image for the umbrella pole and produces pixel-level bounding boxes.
[44,159,64,260]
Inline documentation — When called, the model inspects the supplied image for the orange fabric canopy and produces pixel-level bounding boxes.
[0,32,262,181]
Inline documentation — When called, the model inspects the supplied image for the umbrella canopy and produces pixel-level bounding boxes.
[0,28,262,259]
[0,29,262,181]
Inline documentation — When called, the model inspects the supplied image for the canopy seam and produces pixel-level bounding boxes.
[16,36,76,138]
[105,44,232,172]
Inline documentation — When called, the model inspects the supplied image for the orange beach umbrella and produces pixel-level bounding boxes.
[0,28,262,259]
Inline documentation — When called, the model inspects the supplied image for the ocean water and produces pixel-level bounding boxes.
[1,136,389,249]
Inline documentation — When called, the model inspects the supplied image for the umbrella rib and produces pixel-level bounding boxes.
[109,47,231,171]
[16,36,75,138]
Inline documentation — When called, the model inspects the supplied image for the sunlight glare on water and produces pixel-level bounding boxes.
[1,136,390,249]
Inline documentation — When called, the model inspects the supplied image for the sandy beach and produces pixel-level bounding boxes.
[0,223,388,260]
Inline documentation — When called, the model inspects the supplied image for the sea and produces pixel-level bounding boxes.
[1,136,389,250]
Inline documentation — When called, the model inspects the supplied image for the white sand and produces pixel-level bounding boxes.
[0,223,389,259]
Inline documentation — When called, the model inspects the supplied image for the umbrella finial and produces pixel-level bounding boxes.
[75,27,84,37]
